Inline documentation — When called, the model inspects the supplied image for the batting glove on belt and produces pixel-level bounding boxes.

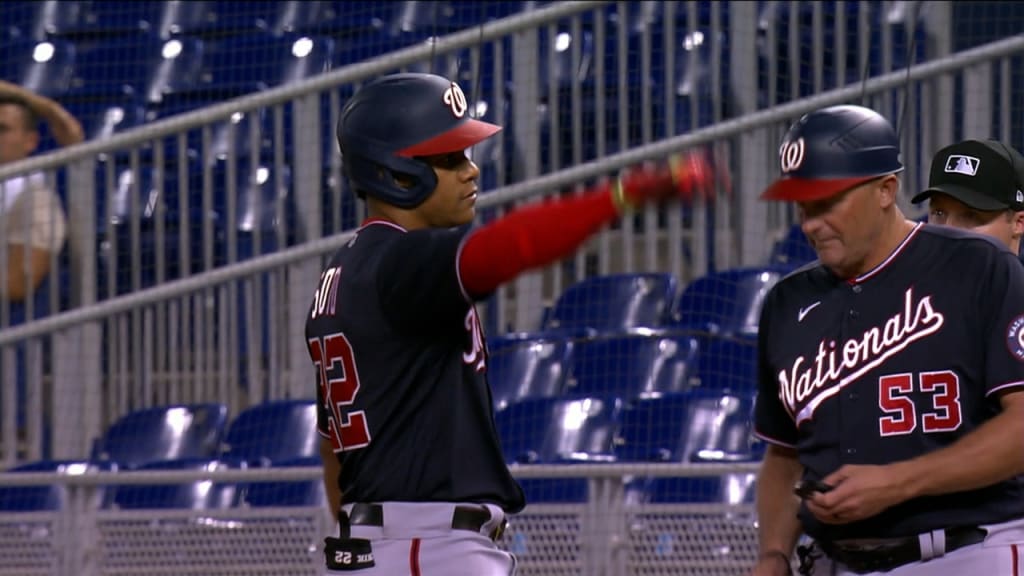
[611,148,721,213]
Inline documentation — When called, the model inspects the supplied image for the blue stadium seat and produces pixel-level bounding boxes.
[517,478,588,504]
[1,0,55,42]
[239,456,326,508]
[163,1,284,40]
[163,33,335,104]
[671,265,792,337]
[543,273,679,335]
[487,331,575,412]
[615,388,758,464]
[91,403,229,469]
[628,473,757,504]
[692,334,759,393]
[104,458,240,510]
[42,0,167,40]
[64,33,205,105]
[0,460,106,512]
[0,37,77,98]
[65,96,149,143]
[493,395,623,464]
[567,331,701,400]
[768,224,817,268]
[221,399,319,466]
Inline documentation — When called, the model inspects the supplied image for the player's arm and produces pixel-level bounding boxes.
[753,444,803,576]
[319,438,343,523]
[458,152,715,299]
[750,290,803,575]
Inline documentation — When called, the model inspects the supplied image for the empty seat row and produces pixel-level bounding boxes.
[488,330,758,410]
[494,389,761,466]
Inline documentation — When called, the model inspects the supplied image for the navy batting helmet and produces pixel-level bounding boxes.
[336,73,501,209]
[761,104,904,202]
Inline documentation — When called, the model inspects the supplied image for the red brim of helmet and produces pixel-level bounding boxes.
[396,118,503,157]
[760,175,880,202]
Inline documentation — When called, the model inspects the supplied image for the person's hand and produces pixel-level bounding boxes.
[612,148,722,212]
[805,464,912,524]
[749,551,793,576]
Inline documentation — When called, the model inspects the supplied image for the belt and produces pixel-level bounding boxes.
[818,526,988,574]
[347,503,507,542]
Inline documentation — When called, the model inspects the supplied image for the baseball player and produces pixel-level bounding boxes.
[749,104,1024,576]
[910,139,1024,255]
[305,72,717,575]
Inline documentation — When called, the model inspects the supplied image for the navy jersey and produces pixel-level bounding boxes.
[305,220,525,513]
[755,222,1024,541]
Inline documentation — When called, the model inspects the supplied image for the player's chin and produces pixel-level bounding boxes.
[451,206,476,226]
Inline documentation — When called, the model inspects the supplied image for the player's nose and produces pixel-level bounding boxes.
[461,158,481,181]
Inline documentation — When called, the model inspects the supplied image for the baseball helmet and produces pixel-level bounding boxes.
[761,104,904,202]
[336,72,501,209]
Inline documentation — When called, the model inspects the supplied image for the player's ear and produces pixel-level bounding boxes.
[876,174,900,208]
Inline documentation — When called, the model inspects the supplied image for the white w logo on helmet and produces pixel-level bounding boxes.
[779,137,806,174]
[443,82,468,118]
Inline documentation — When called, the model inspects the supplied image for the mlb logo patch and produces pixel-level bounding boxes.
[944,155,979,176]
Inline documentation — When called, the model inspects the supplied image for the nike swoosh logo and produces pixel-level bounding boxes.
[798,301,821,322]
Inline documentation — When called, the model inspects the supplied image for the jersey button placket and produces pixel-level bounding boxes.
[840,283,863,462]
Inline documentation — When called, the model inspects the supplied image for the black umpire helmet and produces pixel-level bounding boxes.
[761,104,904,202]
[336,72,501,209]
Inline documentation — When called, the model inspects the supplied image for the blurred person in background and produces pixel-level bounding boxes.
[0,79,82,304]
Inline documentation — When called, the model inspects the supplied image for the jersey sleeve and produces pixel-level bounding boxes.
[753,285,799,448]
[984,251,1024,397]
[377,224,474,330]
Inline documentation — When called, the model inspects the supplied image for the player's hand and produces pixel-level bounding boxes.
[805,464,912,524]
[613,148,720,212]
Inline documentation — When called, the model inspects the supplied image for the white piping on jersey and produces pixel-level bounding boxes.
[850,221,924,284]
[779,287,945,424]
[988,380,1024,397]
[359,219,408,233]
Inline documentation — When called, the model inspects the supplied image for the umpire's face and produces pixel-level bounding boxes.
[796,174,901,279]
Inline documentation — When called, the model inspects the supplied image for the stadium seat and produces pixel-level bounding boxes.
[66,96,149,143]
[671,265,792,337]
[0,460,106,512]
[692,334,759,393]
[493,395,623,464]
[542,273,679,335]
[103,458,240,510]
[163,1,284,40]
[566,331,701,400]
[0,37,77,98]
[615,388,758,464]
[239,456,325,508]
[486,331,575,412]
[221,399,319,465]
[768,224,817,268]
[517,478,588,504]
[42,0,167,40]
[64,33,205,105]
[91,403,229,469]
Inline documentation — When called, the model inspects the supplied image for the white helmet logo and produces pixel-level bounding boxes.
[779,137,805,174]
[443,83,468,119]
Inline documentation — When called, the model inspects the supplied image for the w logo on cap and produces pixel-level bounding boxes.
[944,155,979,177]
[443,83,468,119]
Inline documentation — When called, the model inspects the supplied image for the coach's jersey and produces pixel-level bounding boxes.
[755,222,1024,541]
[305,219,525,513]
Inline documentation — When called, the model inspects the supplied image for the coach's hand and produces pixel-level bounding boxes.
[612,149,720,213]
[749,551,793,576]
[806,464,913,524]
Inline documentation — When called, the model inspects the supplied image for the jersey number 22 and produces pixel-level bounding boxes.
[309,333,372,452]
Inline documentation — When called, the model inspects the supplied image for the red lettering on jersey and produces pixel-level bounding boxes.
[778,288,945,424]
[463,307,486,372]
[878,370,962,436]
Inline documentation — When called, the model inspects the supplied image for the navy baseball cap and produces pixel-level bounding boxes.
[761,105,904,202]
[911,139,1024,211]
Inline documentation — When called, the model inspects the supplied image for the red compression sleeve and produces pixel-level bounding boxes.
[459,184,620,298]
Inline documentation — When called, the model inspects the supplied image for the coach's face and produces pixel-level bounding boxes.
[797,175,898,279]
[416,150,480,228]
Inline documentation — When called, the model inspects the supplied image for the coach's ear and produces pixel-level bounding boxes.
[876,174,901,209]
[1011,210,1024,240]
